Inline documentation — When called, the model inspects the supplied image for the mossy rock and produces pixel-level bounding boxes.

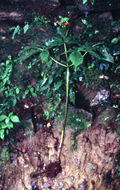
[0,146,10,167]
[54,103,92,132]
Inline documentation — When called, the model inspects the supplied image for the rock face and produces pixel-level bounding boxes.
[24,0,61,14]
[9,0,61,13]
[2,107,119,190]
[90,89,110,107]
[0,0,61,14]
[0,11,24,22]
[74,0,120,12]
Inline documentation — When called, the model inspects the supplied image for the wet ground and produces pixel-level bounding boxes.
[0,105,120,190]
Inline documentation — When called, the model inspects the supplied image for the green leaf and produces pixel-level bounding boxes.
[32,93,37,98]
[40,86,48,92]
[111,37,119,44]
[45,37,63,48]
[6,129,9,135]
[0,115,7,121]
[104,116,109,121]
[102,47,114,63]
[6,60,10,65]
[81,19,87,25]
[24,89,29,96]
[69,88,75,105]
[23,23,29,34]
[12,97,17,107]
[29,87,34,93]
[53,81,62,91]
[65,37,78,45]
[1,123,7,129]
[8,112,13,117]
[86,123,91,128]
[10,115,20,123]
[12,25,21,40]
[0,122,7,129]
[83,0,87,4]
[88,63,95,69]
[60,17,69,23]
[90,0,94,5]
[57,27,68,39]
[78,44,101,59]
[69,51,83,71]
[7,122,14,129]
[5,118,10,124]
[40,50,49,63]
[46,91,52,99]
[16,88,20,94]
[43,110,50,120]
[0,129,5,140]
[48,76,53,85]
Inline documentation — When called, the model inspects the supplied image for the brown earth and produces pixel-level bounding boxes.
[0,107,120,190]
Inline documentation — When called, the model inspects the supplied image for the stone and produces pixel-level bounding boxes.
[25,0,61,14]
[0,10,24,22]
[90,89,110,107]
[74,0,120,13]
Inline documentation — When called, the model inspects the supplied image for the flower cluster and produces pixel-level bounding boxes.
[60,22,70,26]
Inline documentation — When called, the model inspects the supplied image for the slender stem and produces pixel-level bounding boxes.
[69,63,74,67]
[50,56,67,67]
[83,52,87,57]
[64,42,68,63]
[58,66,70,160]
[57,41,69,160]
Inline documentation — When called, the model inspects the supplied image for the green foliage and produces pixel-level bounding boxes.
[0,56,22,113]
[0,146,10,167]
[0,146,9,160]
[110,83,120,90]
[22,85,37,99]
[9,25,21,40]
[40,50,49,63]
[104,116,109,121]
[0,112,20,140]
[12,16,108,157]
[43,110,50,120]
[69,50,83,71]
[0,14,116,143]
[57,16,70,24]
[10,23,30,39]
[111,37,119,45]
[83,0,87,4]
[102,47,114,63]
[69,88,75,105]
[23,23,29,34]
[0,55,12,92]
[12,16,114,110]
[83,0,95,5]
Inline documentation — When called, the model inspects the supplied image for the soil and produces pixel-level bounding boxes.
[0,106,120,190]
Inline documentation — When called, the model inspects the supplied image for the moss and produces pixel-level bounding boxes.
[0,146,10,167]
[55,103,92,131]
